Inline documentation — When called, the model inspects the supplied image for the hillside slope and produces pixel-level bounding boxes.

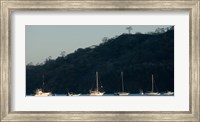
[26,28,174,94]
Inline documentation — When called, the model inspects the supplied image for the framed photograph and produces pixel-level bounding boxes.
[1,0,199,121]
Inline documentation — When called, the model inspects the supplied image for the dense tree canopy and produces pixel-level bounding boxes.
[26,27,174,94]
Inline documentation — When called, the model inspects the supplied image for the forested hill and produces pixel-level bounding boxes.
[26,27,174,94]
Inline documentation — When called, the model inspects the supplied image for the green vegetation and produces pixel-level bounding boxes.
[26,26,174,94]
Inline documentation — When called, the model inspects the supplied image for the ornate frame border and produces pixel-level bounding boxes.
[1,0,199,121]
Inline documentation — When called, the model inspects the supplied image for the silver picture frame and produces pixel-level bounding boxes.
[0,0,199,121]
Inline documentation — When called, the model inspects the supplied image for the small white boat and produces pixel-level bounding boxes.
[145,74,160,96]
[117,92,129,96]
[35,89,52,96]
[68,92,81,96]
[145,92,160,95]
[163,91,174,95]
[90,72,105,96]
[34,75,52,96]
[117,72,129,96]
[90,90,105,96]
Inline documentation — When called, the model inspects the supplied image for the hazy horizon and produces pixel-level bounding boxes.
[26,25,171,65]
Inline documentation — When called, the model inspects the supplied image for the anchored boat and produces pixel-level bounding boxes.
[145,74,160,95]
[117,72,129,96]
[34,75,52,96]
[89,72,105,96]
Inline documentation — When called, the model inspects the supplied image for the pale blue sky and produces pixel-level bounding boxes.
[25,25,171,65]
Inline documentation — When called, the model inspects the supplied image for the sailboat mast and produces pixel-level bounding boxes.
[152,74,154,92]
[96,72,98,92]
[121,72,124,92]
[42,75,44,90]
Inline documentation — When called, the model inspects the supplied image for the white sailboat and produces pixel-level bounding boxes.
[68,92,81,96]
[89,72,105,96]
[34,75,52,96]
[145,74,160,95]
[163,91,174,95]
[117,72,129,96]
[35,89,52,96]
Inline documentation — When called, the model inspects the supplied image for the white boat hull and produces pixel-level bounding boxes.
[90,91,104,96]
[34,89,52,96]
[163,91,174,95]
[35,92,52,96]
[145,92,160,95]
[117,92,129,96]
[68,93,81,96]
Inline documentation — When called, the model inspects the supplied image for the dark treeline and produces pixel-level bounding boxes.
[26,27,174,94]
